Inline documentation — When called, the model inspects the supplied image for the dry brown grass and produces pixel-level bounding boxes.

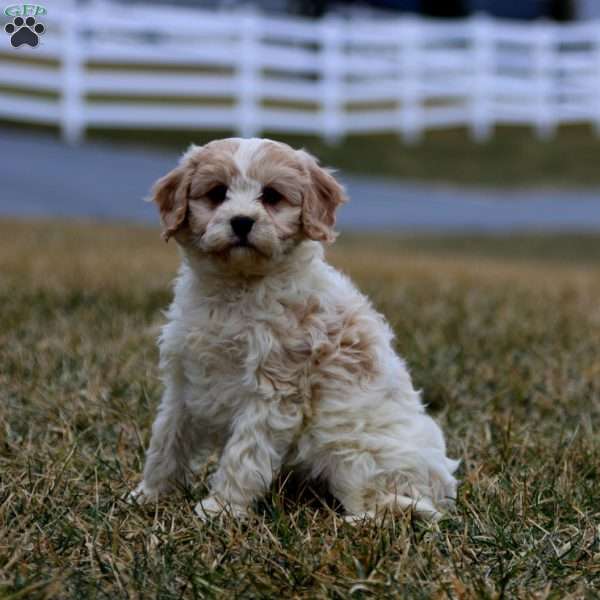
[1,219,599,599]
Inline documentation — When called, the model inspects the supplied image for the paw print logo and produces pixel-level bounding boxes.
[5,16,45,48]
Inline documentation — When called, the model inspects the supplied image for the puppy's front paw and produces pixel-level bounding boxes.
[393,495,443,521]
[127,481,161,505]
[194,496,247,522]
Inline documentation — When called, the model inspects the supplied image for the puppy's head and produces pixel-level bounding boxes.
[151,138,346,273]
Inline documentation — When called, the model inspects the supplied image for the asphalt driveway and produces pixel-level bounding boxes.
[2,128,600,231]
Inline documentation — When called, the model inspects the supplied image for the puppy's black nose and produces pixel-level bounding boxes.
[230,216,255,239]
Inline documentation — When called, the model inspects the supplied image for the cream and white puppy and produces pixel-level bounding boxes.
[132,138,458,521]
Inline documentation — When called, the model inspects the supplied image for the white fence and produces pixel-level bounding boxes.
[2,2,600,144]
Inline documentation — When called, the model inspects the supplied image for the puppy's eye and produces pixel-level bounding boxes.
[206,185,228,205]
[261,187,283,206]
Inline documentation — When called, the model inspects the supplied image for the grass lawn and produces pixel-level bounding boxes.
[4,120,600,187]
[66,124,600,187]
[1,219,599,599]
[95,125,600,187]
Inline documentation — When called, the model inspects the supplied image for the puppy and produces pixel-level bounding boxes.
[132,138,458,521]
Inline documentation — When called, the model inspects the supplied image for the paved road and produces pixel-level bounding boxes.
[2,128,600,231]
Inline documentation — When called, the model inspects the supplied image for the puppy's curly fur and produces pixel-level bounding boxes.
[132,138,458,521]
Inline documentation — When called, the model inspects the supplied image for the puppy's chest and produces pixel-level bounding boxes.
[179,299,318,400]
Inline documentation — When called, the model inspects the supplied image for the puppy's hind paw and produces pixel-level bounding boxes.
[342,512,376,526]
[343,496,444,525]
[194,496,248,522]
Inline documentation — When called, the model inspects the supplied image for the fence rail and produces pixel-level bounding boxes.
[1,1,600,143]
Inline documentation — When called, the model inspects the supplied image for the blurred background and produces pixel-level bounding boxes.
[1,0,600,232]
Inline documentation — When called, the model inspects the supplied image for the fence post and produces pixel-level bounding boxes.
[238,9,260,138]
[321,14,343,144]
[533,20,556,140]
[60,8,84,144]
[398,16,422,144]
[470,13,493,143]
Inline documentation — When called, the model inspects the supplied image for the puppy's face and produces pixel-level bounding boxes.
[152,138,346,273]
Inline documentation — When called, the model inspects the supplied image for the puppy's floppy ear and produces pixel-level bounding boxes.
[299,150,347,244]
[151,166,190,242]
